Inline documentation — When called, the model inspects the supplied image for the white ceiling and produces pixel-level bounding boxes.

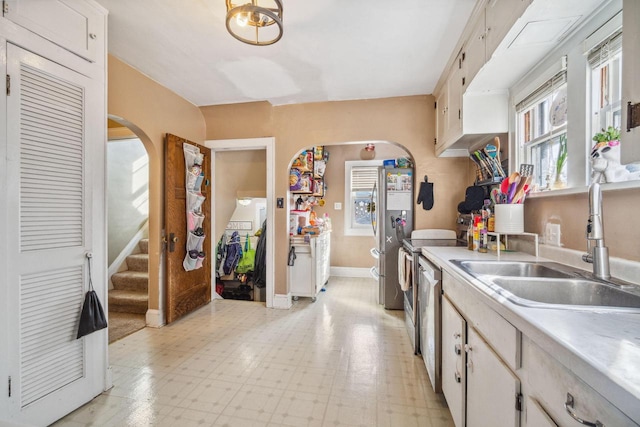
[95,0,477,107]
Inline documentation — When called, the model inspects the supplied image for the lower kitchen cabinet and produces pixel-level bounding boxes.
[441,292,521,427]
[439,267,639,427]
[466,325,521,427]
[289,232,330,301]
[442,296,466,427]
[522,336,638,427]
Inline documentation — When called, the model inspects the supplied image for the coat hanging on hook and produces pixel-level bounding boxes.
[416,175,434,210]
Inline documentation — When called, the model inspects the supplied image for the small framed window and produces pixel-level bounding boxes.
[344,160,381,236]
[517,71,568,190]
[588,30,622,155]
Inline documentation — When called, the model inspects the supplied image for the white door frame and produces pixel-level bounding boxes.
[205,137,275,308]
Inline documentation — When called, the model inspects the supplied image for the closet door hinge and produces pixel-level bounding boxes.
[8,376,11,397]
[6,74,10,96]
[2,1,8,15]
[515,392,523,412]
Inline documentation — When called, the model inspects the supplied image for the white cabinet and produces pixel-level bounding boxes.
[522,336,637,427]
[466,326,521,427]
[433,0,531,157]
[3,0,104,62]
[0,1,107,425]
[441,271,522,427]
[289,232,330,301]
[525,397,558,427]
[441,296,466,427]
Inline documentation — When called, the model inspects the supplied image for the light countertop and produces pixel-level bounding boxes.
[420,246,640,423]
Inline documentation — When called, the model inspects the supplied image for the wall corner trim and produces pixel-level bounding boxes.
[145,309,165,328]
[272,294,292,309]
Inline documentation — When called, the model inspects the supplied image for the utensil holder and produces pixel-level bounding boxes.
[494,204,524,234]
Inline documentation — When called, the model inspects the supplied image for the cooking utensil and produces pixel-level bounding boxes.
[506,172,521,203]
[494,136,501,164]
[519,163,534,177]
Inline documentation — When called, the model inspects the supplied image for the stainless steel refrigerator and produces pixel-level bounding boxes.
[370,167,414,309]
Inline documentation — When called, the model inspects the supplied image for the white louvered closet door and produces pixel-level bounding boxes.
[3,43,104,426]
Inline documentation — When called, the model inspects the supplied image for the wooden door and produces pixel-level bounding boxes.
[164,134,212,324]
[2,43,106,426]
[466,326,521,427]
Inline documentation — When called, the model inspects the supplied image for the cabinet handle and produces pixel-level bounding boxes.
[454,344,461,355]
[564,393,604,427]
[466,360,473,371]
[454,372,461,383]
[464,344,472,353]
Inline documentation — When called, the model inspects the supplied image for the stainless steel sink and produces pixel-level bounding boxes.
[452,260,575,279]
[451,259,640,311]
[492,277,640,310]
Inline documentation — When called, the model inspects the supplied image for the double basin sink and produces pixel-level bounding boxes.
[451,260,640,311]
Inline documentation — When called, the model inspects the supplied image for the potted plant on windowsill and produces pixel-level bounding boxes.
[589,126,640,183]
[553,134,568,189]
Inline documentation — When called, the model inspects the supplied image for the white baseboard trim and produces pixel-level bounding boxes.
[330,266,372,278]
[145,309,165,328]
[272,293,292,309]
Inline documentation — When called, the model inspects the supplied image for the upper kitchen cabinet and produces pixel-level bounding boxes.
[2,0,103,62]
[434,0,609,157]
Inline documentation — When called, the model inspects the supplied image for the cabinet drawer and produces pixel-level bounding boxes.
[522,336,637,426]
[443,270,520,371]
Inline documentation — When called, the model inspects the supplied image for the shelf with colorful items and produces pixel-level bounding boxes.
[466,168,534,254]
[290,146,329,196]
[469,137,507,186]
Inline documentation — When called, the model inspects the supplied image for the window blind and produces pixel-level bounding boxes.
[516,70,567,113]
[587,30,622,69]
[351,167,378,192]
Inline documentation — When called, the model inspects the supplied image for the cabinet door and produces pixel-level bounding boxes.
[441,297,466,427]
[525,397,558,427]
[4,0,103,62]
[435,88,448,148]
[466,326,521,427]
[464,10,487,85]
[485,0,531,59]
[3,42,106,426]
[446,55,463,142]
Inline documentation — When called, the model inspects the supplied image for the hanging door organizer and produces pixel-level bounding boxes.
[183,143,207,271]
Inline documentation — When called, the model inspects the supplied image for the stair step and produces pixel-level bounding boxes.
[109,289,148,314]
[126,253,149,272]
[111,271,148,292]
[138,238,149,254]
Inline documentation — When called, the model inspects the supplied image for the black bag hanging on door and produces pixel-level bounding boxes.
[77,253,107,339]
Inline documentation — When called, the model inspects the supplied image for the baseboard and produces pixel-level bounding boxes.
[145,309,165,328]
[330,266,372,278]
[272,293,292,309]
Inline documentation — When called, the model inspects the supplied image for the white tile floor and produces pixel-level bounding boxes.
[53,277,454,427]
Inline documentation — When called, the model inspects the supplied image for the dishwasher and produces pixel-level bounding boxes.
[419,254,442,393]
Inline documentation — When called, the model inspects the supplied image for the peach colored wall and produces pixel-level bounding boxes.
[108,55,206,312]
[525,186,640,262]
[214,150,267,244]
[201,96,470,294]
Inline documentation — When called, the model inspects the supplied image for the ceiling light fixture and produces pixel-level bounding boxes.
[225,0,283,46]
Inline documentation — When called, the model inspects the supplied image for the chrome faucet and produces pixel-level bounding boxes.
[582,183,610,280]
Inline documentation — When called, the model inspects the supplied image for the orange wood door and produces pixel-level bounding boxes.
[164,134,212,324]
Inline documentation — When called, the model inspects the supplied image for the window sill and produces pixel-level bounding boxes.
[527,180,640,199]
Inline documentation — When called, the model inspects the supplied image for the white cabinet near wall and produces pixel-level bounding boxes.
[3,0,103,62]
[289,232,330,302]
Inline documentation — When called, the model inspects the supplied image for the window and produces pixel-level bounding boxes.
[588,29,622,150]
[344,160,380,236]
[517,71,568,190]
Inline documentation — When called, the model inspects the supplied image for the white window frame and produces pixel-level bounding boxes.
[344,160,382,236]
[516,71,568,191]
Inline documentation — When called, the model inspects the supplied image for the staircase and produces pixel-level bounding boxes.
[109,238,149,314]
